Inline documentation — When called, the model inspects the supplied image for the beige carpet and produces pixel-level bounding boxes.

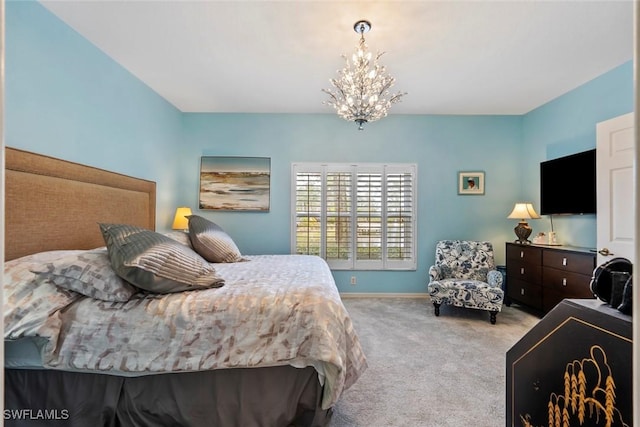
[330,298,540,427]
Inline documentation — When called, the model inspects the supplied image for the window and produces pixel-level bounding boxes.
[292,163,417,270]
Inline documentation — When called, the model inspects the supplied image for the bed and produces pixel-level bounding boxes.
[3,147,367,427]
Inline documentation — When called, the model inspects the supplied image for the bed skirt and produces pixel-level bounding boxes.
[4,366,332,427]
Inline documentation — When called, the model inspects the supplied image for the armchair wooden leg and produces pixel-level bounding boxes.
[489,311,497,325]
[433,302,440,317]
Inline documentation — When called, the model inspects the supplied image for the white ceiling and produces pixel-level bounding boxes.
[40,0,634,115]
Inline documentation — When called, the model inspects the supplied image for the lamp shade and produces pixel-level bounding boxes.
[507,203,540,220]
[172,207,192,230]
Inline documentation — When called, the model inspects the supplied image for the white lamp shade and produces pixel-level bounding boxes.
[507,203,540,220]
[172,207,193,230]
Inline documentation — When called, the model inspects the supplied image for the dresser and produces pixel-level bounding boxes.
[506,299,632,427]
[505,242,596,314]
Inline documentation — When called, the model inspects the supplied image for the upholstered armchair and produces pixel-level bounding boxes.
[427,240,504,324]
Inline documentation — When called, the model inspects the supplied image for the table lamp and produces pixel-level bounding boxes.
[507,203,540,245]
[172,207,192,232]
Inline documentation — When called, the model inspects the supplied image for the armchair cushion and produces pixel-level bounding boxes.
[434,240,495,281]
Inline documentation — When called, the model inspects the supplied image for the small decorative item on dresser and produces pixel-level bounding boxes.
[507,203,540,244]
[532,232,546,245]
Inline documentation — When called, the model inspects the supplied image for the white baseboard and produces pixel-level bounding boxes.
[339,292,430,299]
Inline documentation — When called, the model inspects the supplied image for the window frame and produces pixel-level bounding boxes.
[291,162,417,271]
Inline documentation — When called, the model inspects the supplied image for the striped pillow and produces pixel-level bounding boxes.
[163,230,193,249]
[187,215,246,263]
[100,223,224,293]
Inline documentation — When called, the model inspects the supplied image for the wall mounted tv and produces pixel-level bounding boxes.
[540,149,596,215]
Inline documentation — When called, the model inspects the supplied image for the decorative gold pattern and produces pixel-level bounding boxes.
[519,345,629,427]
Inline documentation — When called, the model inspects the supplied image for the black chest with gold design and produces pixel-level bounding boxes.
[506,299,632,427]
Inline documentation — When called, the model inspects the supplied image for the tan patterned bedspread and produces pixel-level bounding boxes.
[6,254,367,409]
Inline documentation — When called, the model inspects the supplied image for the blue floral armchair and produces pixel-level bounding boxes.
[427,240,504,324]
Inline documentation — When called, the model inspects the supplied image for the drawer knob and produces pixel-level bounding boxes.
[520,251,524,258]
[562,278,567,286]
[562,257,567,266]
[520,267,525,275]
[521,288,525,296]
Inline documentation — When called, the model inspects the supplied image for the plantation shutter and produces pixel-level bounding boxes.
[294,171,322,256]
[326,171,353,265]
[385,166,416,269]
[292,163,416,270]
[355,169,383,269]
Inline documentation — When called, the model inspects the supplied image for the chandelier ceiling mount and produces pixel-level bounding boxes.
[353,19,371,35]
[322,19,406,130]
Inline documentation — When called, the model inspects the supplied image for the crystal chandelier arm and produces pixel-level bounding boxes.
[389,93,406,104]
[321,89,338,103]
[377,80,394,97]
[333,81,349,102]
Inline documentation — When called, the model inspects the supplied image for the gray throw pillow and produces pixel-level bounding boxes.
[30,248,137,302]
[187,215,246,263]
[163,231,193,249]
[99,223,224,293]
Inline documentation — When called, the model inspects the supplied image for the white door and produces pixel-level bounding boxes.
[596,112,635,266]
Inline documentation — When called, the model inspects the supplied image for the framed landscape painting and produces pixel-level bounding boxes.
[458,171,485,195]
[199,157,271,211]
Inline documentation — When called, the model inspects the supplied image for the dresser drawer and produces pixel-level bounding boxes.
[506,262,541,284]
[507,278,542,309]
[542,250,595,274]
[542,267,595,298]
[507,244,542,264]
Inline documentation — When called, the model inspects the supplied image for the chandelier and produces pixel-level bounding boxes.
[322,20,406,130]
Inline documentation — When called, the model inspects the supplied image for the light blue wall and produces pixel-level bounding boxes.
[5,1,183,227]
[181,113,522,293]
[521,61,634,249]
[5,2,634,294]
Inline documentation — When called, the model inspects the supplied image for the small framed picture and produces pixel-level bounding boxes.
[458,171,485,195]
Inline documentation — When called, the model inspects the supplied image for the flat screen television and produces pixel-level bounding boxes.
[540,149,596,215]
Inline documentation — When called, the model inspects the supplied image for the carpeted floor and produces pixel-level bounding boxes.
[330,298,540,427]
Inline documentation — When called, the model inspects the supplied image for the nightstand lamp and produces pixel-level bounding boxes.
[507,203,540,245]
[172,207,192,232]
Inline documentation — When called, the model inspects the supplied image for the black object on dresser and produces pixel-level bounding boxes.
[505,242,596,314]
[506,299,632,427]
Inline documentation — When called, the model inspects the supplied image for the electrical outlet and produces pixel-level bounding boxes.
[350,276,357,285]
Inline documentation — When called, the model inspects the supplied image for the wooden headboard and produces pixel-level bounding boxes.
[5,147,156,261]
